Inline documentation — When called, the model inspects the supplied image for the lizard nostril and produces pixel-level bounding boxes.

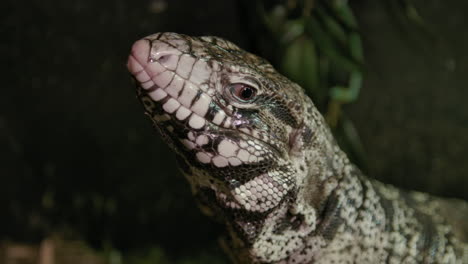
[150,51,179,70]
[156,54,170,63]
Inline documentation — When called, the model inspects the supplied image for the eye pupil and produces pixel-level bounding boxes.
[240,87,253,99]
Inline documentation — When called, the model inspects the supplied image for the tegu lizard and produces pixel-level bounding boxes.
[126,32,468,263]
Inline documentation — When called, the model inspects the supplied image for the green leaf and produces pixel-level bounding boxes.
[280,35,321,101]
[305,17,362,73]
[349,32,363,62]
[280,19,305,44]
[329,71,362,103]
[328,0,359,29]
[315,5,348,46]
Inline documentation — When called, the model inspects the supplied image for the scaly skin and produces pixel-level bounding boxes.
[127,32,468,263]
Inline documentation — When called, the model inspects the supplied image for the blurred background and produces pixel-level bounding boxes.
[1,0,467,263]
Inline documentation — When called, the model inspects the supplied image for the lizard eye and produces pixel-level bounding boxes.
[229,83,257,103]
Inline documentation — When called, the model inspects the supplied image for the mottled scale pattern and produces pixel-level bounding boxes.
[127,32,468,263]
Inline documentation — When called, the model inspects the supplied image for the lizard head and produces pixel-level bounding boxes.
[127,32,316,244]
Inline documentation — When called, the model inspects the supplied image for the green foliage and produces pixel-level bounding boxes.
[239,0,367,169]
[238,0,433,172]
[281,34,320,101]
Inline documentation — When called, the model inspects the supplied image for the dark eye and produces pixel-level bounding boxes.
[229,83,257,102]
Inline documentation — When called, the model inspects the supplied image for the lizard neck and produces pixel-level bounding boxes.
[231,99,362,262]
[290,112,463,263]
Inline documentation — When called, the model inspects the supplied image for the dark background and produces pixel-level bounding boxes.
[1,0,467,261]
